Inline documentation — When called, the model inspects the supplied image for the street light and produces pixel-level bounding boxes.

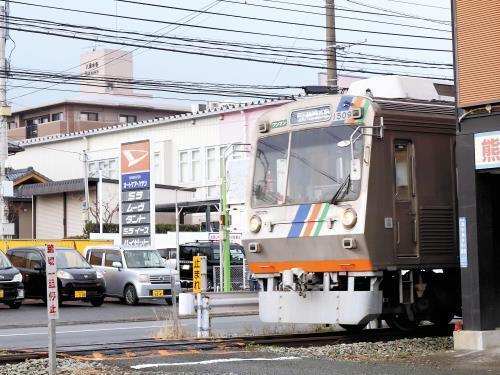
[220,143,251,292]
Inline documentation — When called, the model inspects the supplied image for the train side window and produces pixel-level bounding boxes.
[394,142,411,201]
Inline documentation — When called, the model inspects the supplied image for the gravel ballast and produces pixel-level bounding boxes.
[0,358,137,375]
[259,337,454,363]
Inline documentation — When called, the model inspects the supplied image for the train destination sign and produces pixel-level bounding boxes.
[120,139,154,249]
[290,105,331,125]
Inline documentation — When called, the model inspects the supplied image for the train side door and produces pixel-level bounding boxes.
[393,140,419,257]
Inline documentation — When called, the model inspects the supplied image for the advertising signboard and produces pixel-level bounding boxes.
[475,130,500,170]
[120,140,155,249]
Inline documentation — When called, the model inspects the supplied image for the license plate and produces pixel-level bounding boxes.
[152,290,164,297]
[0,289,3,298]
[75,290,86,298]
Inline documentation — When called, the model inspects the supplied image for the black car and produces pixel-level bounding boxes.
[159,241,245,289]
[7,247,106,306]
[0,251,24,309]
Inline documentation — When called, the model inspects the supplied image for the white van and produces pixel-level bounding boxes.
[84,245,180,305]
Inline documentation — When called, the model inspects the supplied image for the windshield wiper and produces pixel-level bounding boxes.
[330,174,351,205]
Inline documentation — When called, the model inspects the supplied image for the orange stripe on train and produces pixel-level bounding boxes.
[249,259,373,274]
[302,203,323,237]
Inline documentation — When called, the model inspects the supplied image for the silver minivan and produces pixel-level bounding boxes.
[84,245,180,305]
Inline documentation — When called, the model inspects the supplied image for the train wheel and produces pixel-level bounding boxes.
[339,324,367,332]
[385,313,420,332]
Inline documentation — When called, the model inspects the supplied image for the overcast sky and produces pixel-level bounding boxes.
[6,0,453,108]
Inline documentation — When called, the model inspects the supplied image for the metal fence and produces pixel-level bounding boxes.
[212,259,250,292]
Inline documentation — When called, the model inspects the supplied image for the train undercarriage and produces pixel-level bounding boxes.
[255,268,461,331]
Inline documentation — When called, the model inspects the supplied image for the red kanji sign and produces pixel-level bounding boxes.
[46,244,59,320]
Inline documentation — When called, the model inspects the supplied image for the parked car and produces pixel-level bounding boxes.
[158,241,245,290]
[0,250,24,309]
[7,247,106,306]
[84,245,181,306]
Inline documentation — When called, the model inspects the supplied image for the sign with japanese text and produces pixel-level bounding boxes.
[120,140,154,249]
[208,232,242,243]
[45,244,59,320]
[475,131,500,169]
[459,217,468,268]
[193,256,202,293]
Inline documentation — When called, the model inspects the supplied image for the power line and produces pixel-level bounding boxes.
[345,0,450,25]
[383,0,449,9]
[5,8,453,52]
[7,17,454,71]
[214,0,451,32]
[8,0,223,100]
[4,26,454,79]
[9,0,452,42]
[113,0,452,40]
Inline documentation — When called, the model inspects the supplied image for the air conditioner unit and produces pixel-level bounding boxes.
[208,101,221,111]
[191,103,208,113]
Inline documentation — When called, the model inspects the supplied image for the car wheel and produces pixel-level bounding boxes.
[90,297,105,307]
[8,301,22,309]
[124,285,139,306]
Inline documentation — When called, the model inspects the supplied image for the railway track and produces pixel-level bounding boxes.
[0,324,453,364]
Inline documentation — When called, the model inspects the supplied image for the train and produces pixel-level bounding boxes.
[243,76,461,331]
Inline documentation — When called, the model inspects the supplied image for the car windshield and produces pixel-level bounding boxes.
[124,250,165,268]
[57,249,91,269]
[252,126,362,207]
[213,246,245,262]
[0,251,12,269]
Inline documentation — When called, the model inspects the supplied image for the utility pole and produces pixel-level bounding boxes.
[0,1,11,239]
[326,0,338,91]
[82,150,90,223]
[220,154,231,292]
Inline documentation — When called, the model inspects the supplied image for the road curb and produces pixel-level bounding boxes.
[0,311,259,330]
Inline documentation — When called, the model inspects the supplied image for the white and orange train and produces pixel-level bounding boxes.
[243,77,461,331]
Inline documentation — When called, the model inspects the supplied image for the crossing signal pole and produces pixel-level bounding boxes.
[0,1,11,239]
[326,0,338,92]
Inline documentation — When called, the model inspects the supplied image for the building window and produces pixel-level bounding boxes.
[154,152,161,181]
[119,114,137,123]
[80,112,98,121]
[51,112,64,121]
[179,149,201,184]
[88,158,118,179]
[8,122,17,129]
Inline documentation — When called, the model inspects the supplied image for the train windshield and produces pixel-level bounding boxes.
[252,126,362,207]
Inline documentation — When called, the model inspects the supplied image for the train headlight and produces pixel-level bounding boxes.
[249,215,262,233]
[341,208,357,229]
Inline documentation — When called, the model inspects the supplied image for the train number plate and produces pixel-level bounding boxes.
[0,289,3,298]
[152,290,164,297]
[75,290,86,298]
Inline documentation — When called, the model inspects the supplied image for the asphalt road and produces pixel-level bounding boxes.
[0,298,173,327]
[0,315,313,350]
[108,350,492,375]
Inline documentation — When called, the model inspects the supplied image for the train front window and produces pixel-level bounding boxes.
[252,133,289,207]
[286,127,361,204]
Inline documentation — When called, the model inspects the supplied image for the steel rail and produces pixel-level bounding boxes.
[0,325,453,363]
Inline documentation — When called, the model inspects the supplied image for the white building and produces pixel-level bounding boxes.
[8,99,288,237]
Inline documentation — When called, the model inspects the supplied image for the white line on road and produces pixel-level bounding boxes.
[0,324,164,337]
[131,356,302,369]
